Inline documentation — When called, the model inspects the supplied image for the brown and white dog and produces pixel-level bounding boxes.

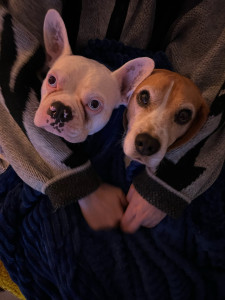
[123,68,209,173]
[34,9,154,143]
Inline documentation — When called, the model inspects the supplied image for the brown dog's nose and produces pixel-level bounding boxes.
[47,101,73,124]
[135,133,160,156]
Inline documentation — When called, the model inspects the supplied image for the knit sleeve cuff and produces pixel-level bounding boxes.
[133,169,190,218]
[43,161,101,208]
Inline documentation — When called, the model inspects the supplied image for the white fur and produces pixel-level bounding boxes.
[34,9,155,143]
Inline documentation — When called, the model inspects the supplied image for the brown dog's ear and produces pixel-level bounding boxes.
[168,101,209,150]
[112,57,155,105]
[44,9,72,67]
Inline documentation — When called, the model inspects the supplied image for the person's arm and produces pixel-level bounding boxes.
[0,8,102,209]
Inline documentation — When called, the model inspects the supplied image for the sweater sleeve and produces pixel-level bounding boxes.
[133,169,189,218]
[135,0,225,218]
[0,8,101,208]
[133,78,225,218]
[0,156,9,175]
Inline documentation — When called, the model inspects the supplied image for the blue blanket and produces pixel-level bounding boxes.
[0,40,225,300]
[1,163,225,300]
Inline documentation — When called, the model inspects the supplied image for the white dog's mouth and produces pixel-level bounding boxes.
[34,101,89,142]
[39,123,88,143]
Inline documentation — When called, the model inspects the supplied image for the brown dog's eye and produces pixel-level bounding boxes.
[137,90,150,106]
[48,75,57,87]
[174,109,192,125]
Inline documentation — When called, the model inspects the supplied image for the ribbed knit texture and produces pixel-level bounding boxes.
[83,38,225,217]
[0,164,225,300]
[45,164,101,207]
[133,170,188,218]
[1,0,224,214]
[0,7,101,207]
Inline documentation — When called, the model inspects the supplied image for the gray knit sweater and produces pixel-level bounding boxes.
[0,0,224,216]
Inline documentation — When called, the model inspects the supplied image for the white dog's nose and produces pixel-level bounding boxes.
[47,101,73,124]
[135,133,160,156]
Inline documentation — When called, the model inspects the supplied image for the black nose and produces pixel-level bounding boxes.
[47,101,73,124]
[135,133,160,156]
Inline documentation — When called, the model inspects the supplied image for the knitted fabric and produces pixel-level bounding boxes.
[0,5,101,208]
[0,39,225,299]
[83,38,225,217]
[0,261,25,300]
[0,1,225,299]
[0,0,224,215]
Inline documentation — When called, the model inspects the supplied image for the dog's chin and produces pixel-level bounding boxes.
[56,130,89,143]
[124,150,163,174]
[37,125,88,143]
[142,159,161,174]
[62,134,88,143]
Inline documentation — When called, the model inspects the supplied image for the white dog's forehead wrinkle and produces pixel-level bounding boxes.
[50,56,106,86]
[53,56,110,77]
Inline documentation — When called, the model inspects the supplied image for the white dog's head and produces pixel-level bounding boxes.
[123,69,209,173]
[34,9,155,143]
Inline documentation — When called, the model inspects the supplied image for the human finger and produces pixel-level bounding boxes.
[121,211,142,233]
[126,184,136,202]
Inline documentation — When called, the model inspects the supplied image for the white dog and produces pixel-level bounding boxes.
[34,9,155,143]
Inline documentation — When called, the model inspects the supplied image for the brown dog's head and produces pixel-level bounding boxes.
[123,69,209,173]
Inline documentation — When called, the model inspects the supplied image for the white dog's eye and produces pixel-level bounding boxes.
[174,109,192,125]
[88,99,101,111]
[137,90,150,106]
[48,75,57,87]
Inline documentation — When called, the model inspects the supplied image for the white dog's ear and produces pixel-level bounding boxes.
[43,9,72,67]
[113,57,155,105]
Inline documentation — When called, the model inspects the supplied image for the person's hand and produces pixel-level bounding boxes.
[78,183,127,230]
[120,184,166,233]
